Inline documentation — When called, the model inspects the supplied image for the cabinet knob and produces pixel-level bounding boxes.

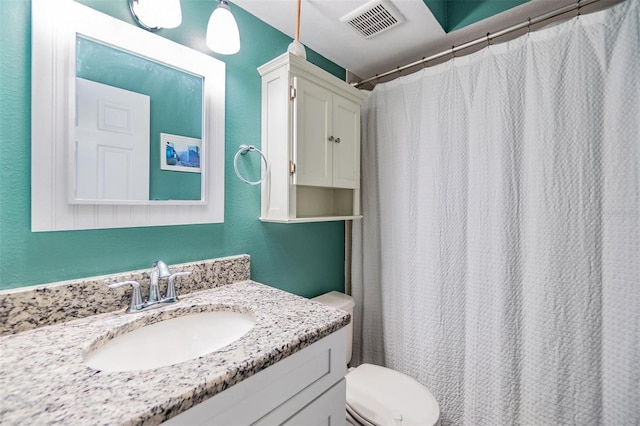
[328,136,334,142]
[335,137,341,143]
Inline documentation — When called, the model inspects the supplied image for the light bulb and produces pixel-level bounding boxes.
[206,0,240,55]
[130,0,182,31]
[157,0,182,29]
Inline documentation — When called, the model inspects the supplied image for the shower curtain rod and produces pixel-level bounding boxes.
[353,0,601,88]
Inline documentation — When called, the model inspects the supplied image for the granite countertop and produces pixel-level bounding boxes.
[0,280,350,425]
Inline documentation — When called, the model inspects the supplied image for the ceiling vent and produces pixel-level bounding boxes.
[340,0,405,39]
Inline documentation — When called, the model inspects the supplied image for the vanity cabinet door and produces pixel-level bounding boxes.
[283,379,347,426]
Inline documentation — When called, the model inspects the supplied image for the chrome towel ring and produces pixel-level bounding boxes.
[233,144,269,185]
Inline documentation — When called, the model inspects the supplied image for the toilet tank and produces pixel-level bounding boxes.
[311,291,355,364]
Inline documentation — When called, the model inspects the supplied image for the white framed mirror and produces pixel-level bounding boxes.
[31,0,225,231]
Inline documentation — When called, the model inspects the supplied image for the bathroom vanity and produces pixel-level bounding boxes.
[166,324,347,425]
[0,271,349,425]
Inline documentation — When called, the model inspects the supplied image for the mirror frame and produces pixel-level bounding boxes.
[31,0,225,231]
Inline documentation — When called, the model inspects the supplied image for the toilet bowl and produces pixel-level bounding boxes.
[312,291,440,426]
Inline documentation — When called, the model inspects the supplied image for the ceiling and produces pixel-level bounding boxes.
[233,0,621,82]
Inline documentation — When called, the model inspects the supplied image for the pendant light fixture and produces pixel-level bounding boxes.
[206,0,241,55]
[129,0,182,31]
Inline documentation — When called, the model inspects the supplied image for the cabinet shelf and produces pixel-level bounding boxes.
[260,216,363,224]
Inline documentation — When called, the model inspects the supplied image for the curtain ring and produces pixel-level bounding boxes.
[234,144,269,185]
[451,45,456,58]
[577,0,581,16]
[396,66,401,77]
[487,32,492,46]
[527,17,532,34]
[422,57,427,69]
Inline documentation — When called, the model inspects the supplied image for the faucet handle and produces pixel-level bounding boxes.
[108,280,144,312]
[164,272,191,302]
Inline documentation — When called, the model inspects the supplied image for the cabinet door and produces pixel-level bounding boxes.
[332,95,360,189]
[283,379,346,426]
[293,77,333,187]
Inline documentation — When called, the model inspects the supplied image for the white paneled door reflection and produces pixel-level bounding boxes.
[75,77,150,200]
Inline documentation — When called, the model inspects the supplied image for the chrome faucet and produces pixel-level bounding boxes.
[108,260,191,313]
[148,260,171,303]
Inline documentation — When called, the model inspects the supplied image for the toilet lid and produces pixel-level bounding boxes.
[346,364,440,426]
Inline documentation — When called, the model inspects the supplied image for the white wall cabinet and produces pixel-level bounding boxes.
[258,53,367,223]
[163,328,347,425]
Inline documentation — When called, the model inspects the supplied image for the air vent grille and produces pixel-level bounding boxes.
[341,0,405,39]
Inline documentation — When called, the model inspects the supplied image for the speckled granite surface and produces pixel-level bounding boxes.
[0,255,250,336]
[0,280,350,425]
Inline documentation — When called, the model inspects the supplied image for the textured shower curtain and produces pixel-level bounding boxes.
[351,0,639,424]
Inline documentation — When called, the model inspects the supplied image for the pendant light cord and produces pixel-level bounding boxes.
[295,0,301,41]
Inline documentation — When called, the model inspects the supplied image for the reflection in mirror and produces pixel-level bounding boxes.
[31,0,226,231]
[75,36,202,201]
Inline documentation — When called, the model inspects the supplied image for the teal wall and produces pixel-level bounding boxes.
[424,0,530,32]
[0,0,347,297]
[76,36,203,201]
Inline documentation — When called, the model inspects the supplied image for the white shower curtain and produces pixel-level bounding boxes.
[352,0,639,424]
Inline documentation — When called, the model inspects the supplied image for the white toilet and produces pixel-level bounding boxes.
[312,291,440,426]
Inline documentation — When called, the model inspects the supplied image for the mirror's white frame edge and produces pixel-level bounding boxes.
[31,0,225,231]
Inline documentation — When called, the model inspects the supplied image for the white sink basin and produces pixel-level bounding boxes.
[84,311,255,372]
